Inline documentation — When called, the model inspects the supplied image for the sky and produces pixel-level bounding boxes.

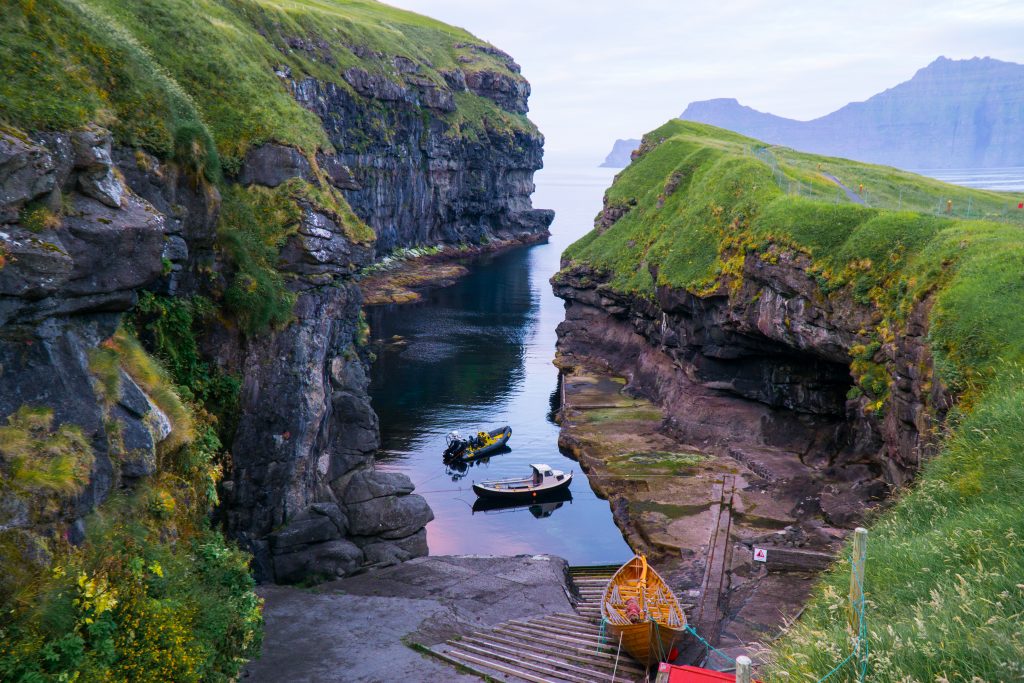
[385,0,1024,162]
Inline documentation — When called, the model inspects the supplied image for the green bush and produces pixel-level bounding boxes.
[217,185,299,336]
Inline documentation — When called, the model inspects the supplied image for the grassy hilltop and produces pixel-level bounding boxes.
[2,0,533,171]
[561,120,1024,681]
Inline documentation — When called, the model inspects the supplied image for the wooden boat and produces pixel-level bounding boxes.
[472,463,572,502]
[601,555,687,668]
[443,426,511,461]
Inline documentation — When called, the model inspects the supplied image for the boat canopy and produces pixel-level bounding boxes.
[529,464,554,476]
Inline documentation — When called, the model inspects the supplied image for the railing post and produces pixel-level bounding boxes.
[736,655,752,683]
[848,527,868,650]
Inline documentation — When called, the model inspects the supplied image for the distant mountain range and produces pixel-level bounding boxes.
[602,57,1024,170]
[600,138,641,167]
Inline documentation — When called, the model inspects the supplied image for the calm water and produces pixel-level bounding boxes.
[368,163,632,564]
[921,167,1024,192]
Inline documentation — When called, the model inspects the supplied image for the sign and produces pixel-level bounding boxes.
[753,547,768,563]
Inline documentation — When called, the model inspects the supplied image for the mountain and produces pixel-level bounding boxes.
[679,57,1024,169]
[600,138,641,167]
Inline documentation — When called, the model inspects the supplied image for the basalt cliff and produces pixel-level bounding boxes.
[0,0,551,600]
[554,120,1024,680]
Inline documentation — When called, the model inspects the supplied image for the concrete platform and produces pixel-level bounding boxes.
[243,554,573,682]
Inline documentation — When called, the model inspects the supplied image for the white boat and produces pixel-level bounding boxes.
[472,463,573,501]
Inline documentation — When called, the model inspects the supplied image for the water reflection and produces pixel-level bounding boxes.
[472,489,574,518]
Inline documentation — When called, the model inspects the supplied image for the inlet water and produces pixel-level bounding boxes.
[368,163,632,564]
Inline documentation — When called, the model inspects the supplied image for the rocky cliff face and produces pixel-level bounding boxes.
[0,127,171,549]
[554,239,951,522]
[1,22,550,583]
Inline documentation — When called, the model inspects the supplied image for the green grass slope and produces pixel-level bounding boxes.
[1,0,533,171]
[561,120,1024,681]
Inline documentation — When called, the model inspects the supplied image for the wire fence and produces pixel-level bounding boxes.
[748,145,1024,223]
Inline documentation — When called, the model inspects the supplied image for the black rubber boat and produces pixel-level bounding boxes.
[443,425,511,461]
[472,463,573,502]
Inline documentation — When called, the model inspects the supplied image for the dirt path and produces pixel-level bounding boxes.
[821,172,867,205]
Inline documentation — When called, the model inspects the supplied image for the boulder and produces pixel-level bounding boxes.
[269,515,341,552]
[272,539,363,584]
[237,143,315,187]
[0,132,56,223]
[340,470,415,504]
[359,528,428,567]
[345,492,433,539]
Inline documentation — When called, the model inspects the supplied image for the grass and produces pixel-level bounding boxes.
[606,450,708,476]
[560,119,1024,681]
[1,0,532,171]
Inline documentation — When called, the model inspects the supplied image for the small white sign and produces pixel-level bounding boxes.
[753,547,768,563]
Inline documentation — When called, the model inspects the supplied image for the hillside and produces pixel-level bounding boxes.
[0,0,549,678]
[680,56,1024,169]
[557,120,1024,680]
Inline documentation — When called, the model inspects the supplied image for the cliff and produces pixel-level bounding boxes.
[0,2,550,662]
[554,120,1024,680]
[680,56,1024,169]
[600,138,641,168]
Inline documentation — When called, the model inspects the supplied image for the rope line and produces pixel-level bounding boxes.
[678,549,868,682]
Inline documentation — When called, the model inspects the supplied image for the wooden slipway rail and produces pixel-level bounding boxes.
[429,565,661,682]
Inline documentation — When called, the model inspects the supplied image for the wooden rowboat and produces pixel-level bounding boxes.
[601,555,686,668]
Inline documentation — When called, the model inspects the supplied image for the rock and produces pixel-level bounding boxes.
[345,492,433,539]
[359,528,428,567]
[272,539,364,584]
[70,125,123,208]
[340,470,415,504]
[237,143,315,187]
[0,132,56,223]
[342,67,410,102]
[464,69,529,114]
[316,153,360,190]
[269,515,341,552]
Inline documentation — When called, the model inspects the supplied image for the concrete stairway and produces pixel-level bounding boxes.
[430,565,648,682]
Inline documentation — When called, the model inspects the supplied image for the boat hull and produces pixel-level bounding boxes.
[460,426,512,461]
[606,620,684,669]
[601,555,687,667]
[472,473,572,502]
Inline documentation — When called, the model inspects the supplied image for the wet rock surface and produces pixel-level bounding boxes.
[244,554,571,682]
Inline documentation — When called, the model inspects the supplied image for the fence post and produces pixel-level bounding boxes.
[736,655,752,683]
[848,528,868,653]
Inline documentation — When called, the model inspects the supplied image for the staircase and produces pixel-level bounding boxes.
[429,565,649,682]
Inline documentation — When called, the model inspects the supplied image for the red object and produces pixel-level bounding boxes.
[656,663,763,683]
[1017,202,1023,209]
